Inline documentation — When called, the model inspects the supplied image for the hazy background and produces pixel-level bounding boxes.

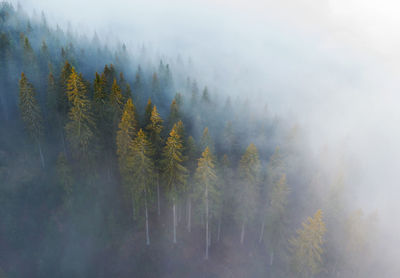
[11,0,400,267]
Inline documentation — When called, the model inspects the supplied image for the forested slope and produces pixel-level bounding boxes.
[0,2,379,278]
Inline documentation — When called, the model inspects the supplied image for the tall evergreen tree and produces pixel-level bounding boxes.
[290,209,326,278]
[128,129,154,245]
[65,67,94,160]
[146,105,163,215]
[194,147,218,260]
[162,123,188,243]
[19,72,45,168]
[237,143,260,244]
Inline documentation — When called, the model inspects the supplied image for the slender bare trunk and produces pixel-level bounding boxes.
[131,192,135,222]
[178,201,181,223]
[38,141,45,169]
[157,176,160,216]
[217,216,221,242]
[187,197,192,233]
[145,192,150,245]
[208,221,211,247]
[173,202,177,244]
[205,184,209,260]
[259,218,265,243]
[240,221,245,244]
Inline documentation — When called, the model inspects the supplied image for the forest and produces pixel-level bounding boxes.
[0,2,384,278]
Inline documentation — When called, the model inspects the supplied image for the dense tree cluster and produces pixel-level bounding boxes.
[0,2,380,278]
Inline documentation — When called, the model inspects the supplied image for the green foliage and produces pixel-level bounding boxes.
[19,73,43,143]
[65,68,95,160]
[162,123,188,201]
[290,209,326,277]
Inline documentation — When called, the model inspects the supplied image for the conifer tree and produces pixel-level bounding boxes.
[194,147,218,260]
[263,174,290,266]
[128,129,154,245]
[200,127,215,154]
[117,98,138,180]
[65,67,94,160]
[237,143,260,244]
[168,99,180,131]
[186,135,197,232]
[146,105,163,215]
[46,72,58,131]
[289,209,326,278]
[58,61,72,118]
[162,123,188,243]
[19,72,45,168]
[143,98,153,128]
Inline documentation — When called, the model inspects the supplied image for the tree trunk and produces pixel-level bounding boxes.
[173,202,177,244]
[240,221,245,244]
[259,218,265,243]
[187,197,192,233]
[205,184,209,260]
[217,216,221,242]
[145,192,150,245]
[157,176,160,216]
[131,192,136,222]
[37,141,45,169]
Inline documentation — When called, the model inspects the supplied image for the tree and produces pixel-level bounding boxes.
[167,99,180,131]
[117,98,138,181]
[263,174,290,266]
[19,73,45,168]
[259,147,285,244]
[146,105,163,215]
[194,147,218,260]
[128,129,154,245]
[65,67,95,160]
[289,209,326,278]
[237,143,260,244]
[162,123,188,243]
[143,98,153,128]
[58,61,72,119]
[186,135,198,232]
[200,127,214,154]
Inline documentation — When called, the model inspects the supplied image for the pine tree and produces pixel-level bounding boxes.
[162,123,188,243]
[200,127,215,154]
[117,98,138,180]
[194,147,218,260]
[263,174,290,266]
[145,105,163,215]
[186,135,198,232]
[290,209,326,278]
[128,129,154,245]
[58,61,72,118]
[143,98,153,128]
[19,72,45,168]
[237,143,260,244]
[65,67,94,160]
[93,72,106,102]
[168,99,180,131]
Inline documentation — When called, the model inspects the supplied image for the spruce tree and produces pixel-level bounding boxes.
[162,123,188,243]
[194,147,218,260]
[128,129,154,245]
[145,105,163,215]
[237,143,260,244]
[19,72,45,168]
[65,67,94,160]
[289,209,326,278]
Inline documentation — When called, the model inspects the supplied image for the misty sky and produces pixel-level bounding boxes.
[11,0,400,249]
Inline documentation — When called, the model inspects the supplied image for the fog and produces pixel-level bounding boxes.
[8,0,400,275]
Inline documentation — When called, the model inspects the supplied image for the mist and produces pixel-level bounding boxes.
[3,0,400,277]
